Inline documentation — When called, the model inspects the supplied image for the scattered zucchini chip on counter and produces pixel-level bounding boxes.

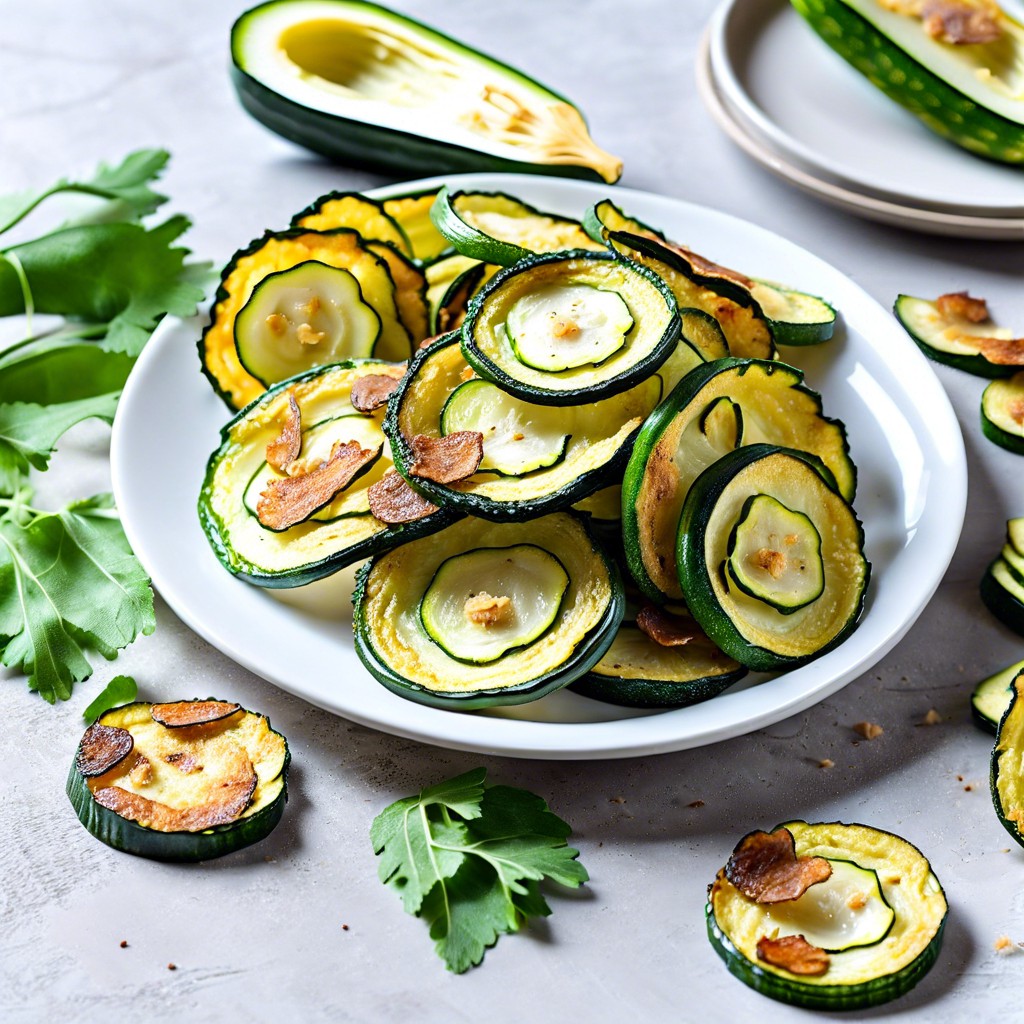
[895,293,1024,378]
[1010,515,1024,557]
[677,444,868,671]
[750,281,837,347]
[230,0,622,182]
[67,700,290,861]
[992,673,1024,848]
[385,333,663,520]
[972,659,1024,733]
[200,227,413,409]
[707,821,947,1010]
[622,358,856,604]
[431,188,602,266]
[981,557,1024,636]
[982,372,1024,454]
[382,189,450,262]
[462,250,680,404]
[353,512,624,709]
[199,360,458,588]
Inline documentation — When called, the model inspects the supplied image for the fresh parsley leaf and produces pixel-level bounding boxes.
[371,768,588,973]
[0,344,134,404]
[0,497,155,702]
[83,674,138,724]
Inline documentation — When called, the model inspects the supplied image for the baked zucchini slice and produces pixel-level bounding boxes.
[230,1,622,183]
[431,188,602,266]
[972,659,1024,733]
[67,700,289,862]
[572,485,622,526]
[425,254,492,334]
[200,227,413,409]
[382,189,450,262]
[291,190,411,255]
[792,0,1024,165]
[992,673,1024,848]
[677,445,868,671]
[385,334,662,520]
[199,360,456,588]
[462,250,680,404]
[1010,516,1024,557]
[750,281,837,347]
[981,557,1024,636]
[982,373,1024,454]
[353,512,623,709]
[582,198,667,246]
[623,358,855,604]
[894,294,1023,378]
[707,821,947,1010]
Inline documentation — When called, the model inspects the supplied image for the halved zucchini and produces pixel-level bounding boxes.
[677,445,868,671]
[982,373,1024,454]
[972,659,1024,733]
[67,700,289,862]
[199,360,456,588]
[200,227,412,409]
[230,1,622,182]
[385,334,662,520]
[462,250,680,404]
[353,512,623,708]
[623,358,855,604]
[291,190,411,255]
[382,189,450,262]
[992,673,1024,849]
[750,281,837,347]
[431,188,602,266]
[981,557,1024,636]
[707,821,947,1010]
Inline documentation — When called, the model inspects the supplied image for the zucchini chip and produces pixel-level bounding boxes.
[750,281,837,347]
[199,360,458,588]
[67,700,290,862]
[677,445,868,671]
[623,358,855,604]
[382,189,450,262]
[992,673,1024,848]
[200,228,413,409]
[981,557,1024,636]
[462,251,680,404]
[425,253,493,334]
[707,821,947,1010]
[982,372,1024,454]
[353,513,624,709]
[972,659,1024,733]
[291,190,412,255]
[385,334,663,520]
[582,198,667,246]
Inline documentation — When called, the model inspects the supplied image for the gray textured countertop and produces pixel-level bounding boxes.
[2,1,1023,1021]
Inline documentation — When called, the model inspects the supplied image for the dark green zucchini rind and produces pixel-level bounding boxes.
[792,0,1024,165]
[384,333,662,521]
[707,820,947,1011]
[982,374,1024,455]
[973,661,1024,734]
[352,513,625,710]
[992,674,1024,849]
[462,249,681,405]
[981,559,1024,637]
[199,360,459,589]
[582,198,667,246]
[677,445,869,672]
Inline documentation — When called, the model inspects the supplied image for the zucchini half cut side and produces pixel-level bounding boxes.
[707,821,948,1010]
[385,334,662,520]
[200,227,413,409]
[67,701,290,862]
[462,250,681,404]
[622,358,856,604]
[972,660,1024,733]
[677,445,868,671]
[353,512,624,709]
[992,674,1024,849]
[432,188,603,266]
[982,373,1024,454]
[230,1,622,183]
[199,360,458,588]
[750,281,837,347]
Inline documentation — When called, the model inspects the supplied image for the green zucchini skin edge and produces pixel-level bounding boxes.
[980,560,1024,637]
[351,515,626,710]
[581,199,667,246]
[66,706,291,862]
[991,676,1024,848]
[792,0,1024,165]
[288,190,412,251]
[570,664,745,709]
[676,444,869,672]
[706,819,948,1011]
[229,3,615,182]
[198,360,461,588]
[460,249,682,406]
[981,379,1024,455]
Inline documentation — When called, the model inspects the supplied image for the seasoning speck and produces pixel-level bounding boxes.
[921,708,942,726]
[852,721,883,740]
[995,935,1016,954]
[119,940,128,949]
[688,800,705,809]
[609,796,626,804]
[818,758,834,769]
[167,963,177,971]
[342,924,350,932]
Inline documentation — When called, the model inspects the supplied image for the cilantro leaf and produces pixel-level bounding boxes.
[0,498,155,702]
[371,769,588,973]
[83,674,138,724]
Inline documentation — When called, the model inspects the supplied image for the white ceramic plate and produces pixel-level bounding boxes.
[698,31,1024,240]
[110,173,966,759]
[709,0,1024,218]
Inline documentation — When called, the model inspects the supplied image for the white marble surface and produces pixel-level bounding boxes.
[2,1,1023,1021]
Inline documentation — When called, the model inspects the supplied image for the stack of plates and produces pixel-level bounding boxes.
[698,0,1024,239]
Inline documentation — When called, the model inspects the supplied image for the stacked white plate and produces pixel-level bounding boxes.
[699,0,1024,239]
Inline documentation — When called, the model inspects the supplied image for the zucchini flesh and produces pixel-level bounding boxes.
[679,308,730,362]
[1004,543,1024,586]
[1010,516,1024,557]
[234,261,382,387]
[707,821,947,1010]
[572,484,622,524]
[292,190,411,255]
[363,240,430,345]
[992,674,1024,849]
[582,198,667,246]
[982,372,1024,454]
[972,659,1024,733]
[751,281,837,346]
[425,254,490,333]
[419,544,569,662]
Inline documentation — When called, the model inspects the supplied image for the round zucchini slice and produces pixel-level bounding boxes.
[199,360,457,588]
[67,700,290,862]
[972,660,1024,733]
[992,673,1024,849]
[290,190,412,256]
[677,445,869,671]
[981,557,1024,636]
[462,251,680,404]
[385,334,662,520]
[982,372,1024,454]
[353,513,624,709]
[383,189,451,263]
[582,198,667,246]
[234,261,382,387]
[623,358,856,604]
[572,484,622,526]
[707,821,947,1010]
[750,281,837,346]
[425,254,494,334]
